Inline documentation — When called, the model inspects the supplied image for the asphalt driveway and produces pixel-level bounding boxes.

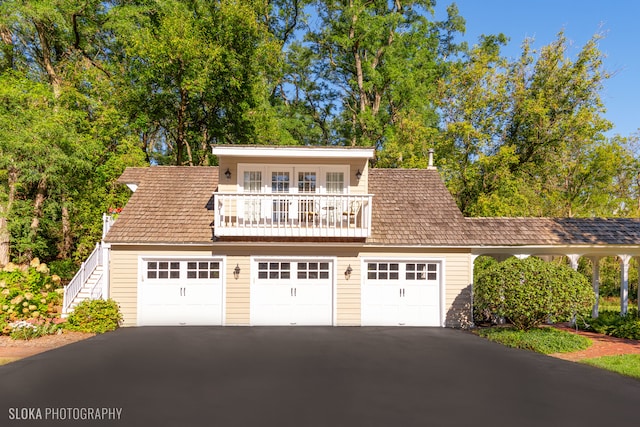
[1,327,639,427]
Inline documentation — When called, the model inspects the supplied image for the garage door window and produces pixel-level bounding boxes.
[406,263,438,281]
[187,262,220,279]
[147,261,180,279]
[258,262,291,279]
[367,263,399,280]
[297,262,330,279]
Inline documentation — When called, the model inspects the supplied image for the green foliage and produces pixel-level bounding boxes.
[474,257,595,330]
[65,299,122,334]
[581,355,640,379]
[583,310,640,340]
[476,326,592,354]
[0,0,638,273]
[0,260,63,332]
[48,259,77,283]
[8,320,62,340]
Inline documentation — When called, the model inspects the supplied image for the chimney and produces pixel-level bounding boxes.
[427,149,436,170]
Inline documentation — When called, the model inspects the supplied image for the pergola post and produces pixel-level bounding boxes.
[619,255,632,315]
[567,254,580,271]
[470,254,480,327]
[637,256,640,314]
[589,256,600,318]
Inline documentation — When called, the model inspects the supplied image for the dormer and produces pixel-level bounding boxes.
[212,145,375,238]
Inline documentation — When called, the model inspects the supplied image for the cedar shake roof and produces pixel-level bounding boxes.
[367,169,470,245]
[105,167,217,244]
[467,217,640,246]
[105,165,640,247]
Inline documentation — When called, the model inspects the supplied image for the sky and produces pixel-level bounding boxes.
[434,0,640,138]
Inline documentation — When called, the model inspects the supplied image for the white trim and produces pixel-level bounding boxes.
[238,163,350,194]
[249,255,335,326]
[102,242,111,299]
[213,145,375,159]
[360,256,446,327]
[137,255,226,326]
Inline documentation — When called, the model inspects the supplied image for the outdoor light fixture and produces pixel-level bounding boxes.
[355,169,362,180]
[345,264,353,280]
[233,264,241,279]
[225,168,231,179]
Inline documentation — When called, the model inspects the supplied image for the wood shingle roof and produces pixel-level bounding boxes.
[367,169,470,245]
[105,167,217,244]
[105,166,640,248]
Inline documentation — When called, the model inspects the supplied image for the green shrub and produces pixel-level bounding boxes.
[583,310,640,340]
[65,299,122,334]
[8,320,62,340]
[474,256,595,330]
[48,259,78,283]
[0,259,64,334]
[476,326,592,354]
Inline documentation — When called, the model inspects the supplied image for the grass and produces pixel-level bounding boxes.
[476,326,592,354]
[599,296,638,313]
[581,355,640,379]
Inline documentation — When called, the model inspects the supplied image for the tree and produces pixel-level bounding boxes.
[0,1,146,265]
[109,0,283,165]
[278,1,465,152]
[436,30,633,217]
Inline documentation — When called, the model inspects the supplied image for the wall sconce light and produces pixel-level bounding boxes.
[344,264,353,280]
[233,264,241,279]
[224,168,231,179]
[355,169,362,180]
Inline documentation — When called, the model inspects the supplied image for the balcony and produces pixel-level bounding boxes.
[214,193,373,238]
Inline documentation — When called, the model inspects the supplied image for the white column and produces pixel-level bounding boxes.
[590,256,600,318]
[567,254,580,271]
[619,255,632,315]
[470,254,480,327]
[637,256,640,314]
[102,243,110,299]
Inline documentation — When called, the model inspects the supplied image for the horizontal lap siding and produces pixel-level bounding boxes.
[109,246,225,327]
[225,256,250,325]
[336,257,361,326]
[109,249,139,327]
[358,250,473,327]
[443,253,473,328]
[109,245,472,328]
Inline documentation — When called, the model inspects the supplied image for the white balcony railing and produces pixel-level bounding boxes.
[214,193,373,238]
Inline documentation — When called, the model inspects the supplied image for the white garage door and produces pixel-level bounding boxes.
[251,260,333,325]
[139,259,223,326]
[361,261,441,326]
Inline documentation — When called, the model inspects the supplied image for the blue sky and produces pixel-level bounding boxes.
[434,0,640,138]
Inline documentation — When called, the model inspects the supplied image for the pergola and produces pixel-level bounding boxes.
[467,217,640,316]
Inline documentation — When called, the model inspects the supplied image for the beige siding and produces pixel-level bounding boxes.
[217,156,369,194]
[225,255,250,325]
[358,249,473,327]
[336,257,361,325]
[109,244,472,328]
[109,249,139,327]
[109,246,225,327]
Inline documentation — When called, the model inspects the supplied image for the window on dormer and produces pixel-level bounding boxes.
[243,171,262,193]
[298,172,317,193]
[326,172,344,194]
[271,171,290,193]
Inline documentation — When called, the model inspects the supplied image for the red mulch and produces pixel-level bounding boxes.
[0,331,94,360]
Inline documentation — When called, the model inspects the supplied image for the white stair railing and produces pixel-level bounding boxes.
[62,243,103,314]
